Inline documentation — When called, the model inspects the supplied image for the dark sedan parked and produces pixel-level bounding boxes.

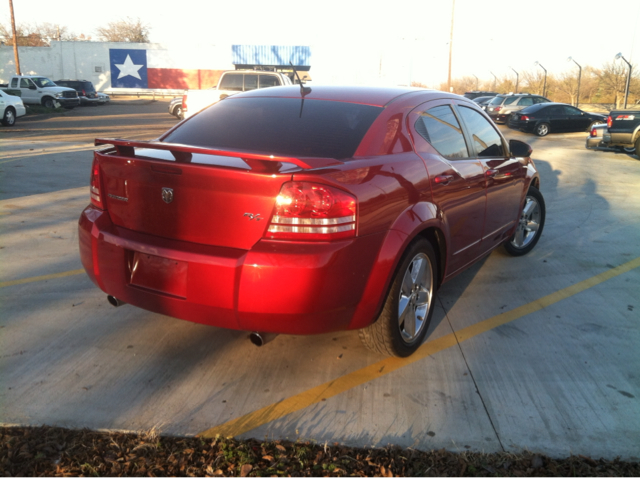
[508,103,607,136]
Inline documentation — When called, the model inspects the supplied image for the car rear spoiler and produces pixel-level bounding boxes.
[94,138,342,172]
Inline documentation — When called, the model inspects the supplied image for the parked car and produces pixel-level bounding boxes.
[169,96,183,119]
[79,86,545,357]
[55,79,99,106]
[97,93,110,105]
[486,93,551,124]
[463,91,499,100]
[472,96,494,110]
[0,89,26,126]
[509,103,607,136]
[585,123,608,150]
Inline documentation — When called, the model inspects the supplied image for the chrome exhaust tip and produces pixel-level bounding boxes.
[249,332,278,347]
[107,295,126,307]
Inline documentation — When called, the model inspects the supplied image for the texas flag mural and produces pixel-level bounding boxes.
[109,48,223,90]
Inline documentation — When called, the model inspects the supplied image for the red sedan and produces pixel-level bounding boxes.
[79,86,545,357]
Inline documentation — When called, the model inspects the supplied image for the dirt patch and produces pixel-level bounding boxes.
[1,426,638,476]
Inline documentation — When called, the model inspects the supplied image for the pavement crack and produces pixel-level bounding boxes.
[439,296,505,452]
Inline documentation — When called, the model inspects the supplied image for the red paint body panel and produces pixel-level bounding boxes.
[79,87,540,336]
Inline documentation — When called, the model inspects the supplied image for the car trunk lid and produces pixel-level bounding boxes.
[93,139,342,250]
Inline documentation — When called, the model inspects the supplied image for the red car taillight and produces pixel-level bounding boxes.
[182,94,188,112]
[90,156,106,209]
[494,106,502,112]
[607,115,612,128]
[520,115,530,121]
[82,89,86,96]
[266,182,356,241]
[590,127,598,137]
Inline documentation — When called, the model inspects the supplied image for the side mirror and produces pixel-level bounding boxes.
[509,139,532,157]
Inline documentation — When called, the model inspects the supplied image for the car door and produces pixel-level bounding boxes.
[20,78,38,104]
[407,100,486,277]
[563,105,591,132]
[545,105,567,132]
[456,105,525,253]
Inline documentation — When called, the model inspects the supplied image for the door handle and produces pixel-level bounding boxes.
[434,174,454,185]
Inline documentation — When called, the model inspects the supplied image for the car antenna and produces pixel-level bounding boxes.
[290,62,311,118]
[290,62,311,96]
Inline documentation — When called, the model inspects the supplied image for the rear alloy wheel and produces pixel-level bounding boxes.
[42,97,55,109]
[175,105,183,119]
[2,107,16,126]
[504,186,546,256]
[359,237,437,357]
[535,123,550,136]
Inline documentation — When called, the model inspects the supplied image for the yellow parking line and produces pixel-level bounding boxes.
[0,269,85,288]
[198,256,640,439]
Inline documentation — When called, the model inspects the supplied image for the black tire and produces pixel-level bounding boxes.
[504,186,545,256]
[359,237,437,357]
[175,105,183,119]
[535,123,550,136]
[42,97,55,109]
[635,136,640,158]
[2,107,16,126]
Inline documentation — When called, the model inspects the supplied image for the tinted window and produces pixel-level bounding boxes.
[534,97,550,104]
[259,75,280,88]
[219,74,244,91]
[163,97,383,160]
[546,106,564,115]
[504,96,518,105]
[415,105,468,159]
[563,105,582,115]
[458,106,505,157]
[518,97,534,106]
[244,75,258,91]
[489,96,504,105]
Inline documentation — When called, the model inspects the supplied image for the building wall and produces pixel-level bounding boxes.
[0,41,234,93]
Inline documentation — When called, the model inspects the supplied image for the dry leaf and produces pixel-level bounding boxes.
[240,463,253,476]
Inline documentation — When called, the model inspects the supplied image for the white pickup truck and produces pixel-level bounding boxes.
[8,75,80,109]
[182,70,292,118]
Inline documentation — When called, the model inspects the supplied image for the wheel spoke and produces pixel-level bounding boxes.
[401,268,414,296]
[522,199,537,217]
[398,296,410,326]
[514,225,525,246]
[410,257,425,283]
[399,298,415,336]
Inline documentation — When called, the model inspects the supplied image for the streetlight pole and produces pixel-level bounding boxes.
[567,57,582,107]
[447,0,456,93]
[615,53,633,109]
[510,67,519,93]
[535,61,547,98]
[473,74,478,90]
[490,71,497,91]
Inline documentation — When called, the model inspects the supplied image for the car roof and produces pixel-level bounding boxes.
[231,85,453,107]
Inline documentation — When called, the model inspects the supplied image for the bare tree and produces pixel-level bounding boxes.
[95,17,150,43]
[597,60,634,108]
[0,22,86,46]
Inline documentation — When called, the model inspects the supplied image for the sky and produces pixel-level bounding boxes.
[3,0,640,88]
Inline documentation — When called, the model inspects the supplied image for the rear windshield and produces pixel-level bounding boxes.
[163,97,383,160]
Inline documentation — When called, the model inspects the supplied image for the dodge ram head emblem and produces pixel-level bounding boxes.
[161,187,174,204]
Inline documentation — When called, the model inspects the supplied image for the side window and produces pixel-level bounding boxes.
[504,97,518,105]
[546,105,562,116]
[518,97,534,106]
[458,106,506,157]
[218,74,244,91]
[563,105,581,116]
[244,75,258,91]
[536,97,550,104]
[259,75,280,88]
[415,105,469,159]
[20,78,31,88]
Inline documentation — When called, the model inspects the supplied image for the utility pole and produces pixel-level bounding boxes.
[9,0,21,75]
[447,0,455,92]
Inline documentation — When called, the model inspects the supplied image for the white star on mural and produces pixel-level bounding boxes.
[115,54,143,80]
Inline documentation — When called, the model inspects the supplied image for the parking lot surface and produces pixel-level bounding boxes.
[1,100,638,460]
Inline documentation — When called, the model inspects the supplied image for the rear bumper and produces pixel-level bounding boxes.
[79,206,384,334]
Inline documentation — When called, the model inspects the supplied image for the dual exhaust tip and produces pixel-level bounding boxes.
[107,295,276,347]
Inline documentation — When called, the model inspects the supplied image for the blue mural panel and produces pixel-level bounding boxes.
[232,45,311,67]
[109,49,149,88]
